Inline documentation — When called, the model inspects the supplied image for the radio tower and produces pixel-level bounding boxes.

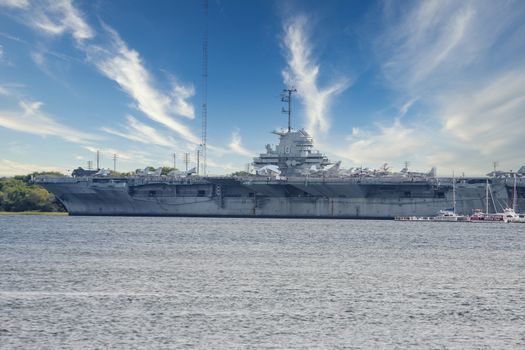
[281,88,297,132]
[201,0,208,175]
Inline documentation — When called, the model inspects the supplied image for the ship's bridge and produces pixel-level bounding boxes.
[252,129,332,176]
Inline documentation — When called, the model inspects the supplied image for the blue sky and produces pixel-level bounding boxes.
[0,0,524,176]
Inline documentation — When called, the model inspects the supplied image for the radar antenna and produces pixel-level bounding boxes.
[281,88,297,133]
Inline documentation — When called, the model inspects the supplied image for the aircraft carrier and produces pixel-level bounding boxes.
[34,92,525,219]
[35,133,525,219]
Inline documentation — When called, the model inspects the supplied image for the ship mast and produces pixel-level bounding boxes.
[281,88,297,133]
[485,179,489,214]
[452,173,456,214]
[513,173,518,211]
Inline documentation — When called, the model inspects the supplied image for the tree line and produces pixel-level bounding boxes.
[0,169,254,212]
[0,172,65,212]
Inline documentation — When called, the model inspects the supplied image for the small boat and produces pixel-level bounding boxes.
[503,208,525,223]
[395,176,469,222]
[507,174,525,223]
[395,216,433,221]
[469,179,514,223]
[470,210,508,223]
[432,209,470,222]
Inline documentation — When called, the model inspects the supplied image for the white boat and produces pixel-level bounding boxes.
[496,175,525,223]
[395,177,469,222]
[432,209,470,222]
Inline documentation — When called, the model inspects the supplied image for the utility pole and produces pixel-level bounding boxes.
[87,160,93,170]
[196,148,200,175]
[96,150,100,170]
[281,88,297,132]
[172,153,176,170]
[112,153,118,172]
[184,152,189,172]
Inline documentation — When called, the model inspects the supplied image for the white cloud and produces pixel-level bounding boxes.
[439,69,525,153]
[0,100,100,143]
[101,115,178,148]
[28,0,94,41]
[336,119,428,167]
[349,0,525,174]
[399,98,418,117]
[0,0,28,9]
[83,146,174,169]
[282,15,350,135]
[84,146,132,161]
[169,76,196,119]
[2,0,202,151]
[228,129,253,157]
[0,159,63,177]
[84,24,201,145]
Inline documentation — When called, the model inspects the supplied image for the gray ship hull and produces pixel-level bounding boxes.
[37,176,525,219]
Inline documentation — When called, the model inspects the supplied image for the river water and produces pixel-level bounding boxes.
[0,216,524,349]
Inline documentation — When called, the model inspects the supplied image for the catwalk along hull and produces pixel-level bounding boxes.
[37,176,525,219]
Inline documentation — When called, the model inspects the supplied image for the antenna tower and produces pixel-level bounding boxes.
[112,154,118,172]
[201,0,208,175]
[184,152,190,171]
[281,88,297,132]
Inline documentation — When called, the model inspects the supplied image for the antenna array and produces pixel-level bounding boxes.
[281,88,296,132]
[201,0,208,175]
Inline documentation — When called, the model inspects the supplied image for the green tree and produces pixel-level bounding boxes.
[0,178,65,212]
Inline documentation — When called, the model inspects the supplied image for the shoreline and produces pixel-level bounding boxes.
[0,211,68,216]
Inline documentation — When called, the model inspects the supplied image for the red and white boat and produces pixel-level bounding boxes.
[470,209,508,223]
[469,180,509,223]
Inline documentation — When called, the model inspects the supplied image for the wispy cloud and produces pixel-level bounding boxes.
[439,68,525,153]
[101,115,178,148]
[0,0,28,9]
[378,1,468,93]
[336,119,427,166]
[338,0,525,174]
[0,159,62,177]
[83,145,172,169]
[169,76,196,119]
[84,146,132,161]
[29,0,93,41]
[0,100,100,143]
[2,0,201,147]
[228,129,253,157]
[83,24,201,145]
[282,15,350,135]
